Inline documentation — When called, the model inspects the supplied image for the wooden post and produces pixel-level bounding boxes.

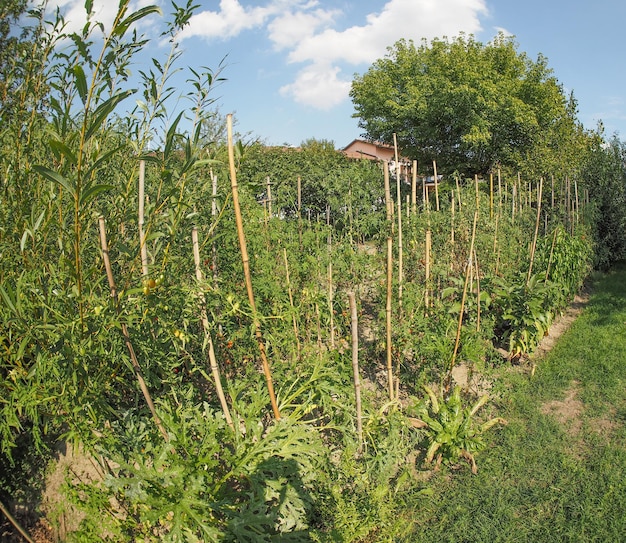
[447,211,478,391]
[138,159,148,277]
[297,175,302,250]
[227,114,280,420]
[98,216,168,441]
[393,134,403,316]
[383,161,394,401]
[327,206,335,349]
[489,172,494,219]
[425,229,432,309]
[526,178,543,285]
[192,227,234,430]
[348,291,363,452]
[411,160,418,216]
[266,176,272,217]
[433,159,440,211]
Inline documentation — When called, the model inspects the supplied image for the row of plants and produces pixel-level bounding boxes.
[0,1,623,541]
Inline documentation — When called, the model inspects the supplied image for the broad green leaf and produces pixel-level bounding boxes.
[48,138,78,165]
[84,89,134,141]
[33,165,75,195]
[112,5,162,38]
[83,144,125,179]
[73,64,88,105]
[0,284,17,316]
[79,183,115,206]
[164,111,184,159]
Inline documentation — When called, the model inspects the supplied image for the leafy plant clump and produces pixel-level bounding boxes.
[410,386,507,474]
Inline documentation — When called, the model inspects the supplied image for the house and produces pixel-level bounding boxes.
[341,138,414,183]
[341,139,399,162]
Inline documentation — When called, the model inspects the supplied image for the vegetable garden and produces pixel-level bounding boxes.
[1,1,625,542]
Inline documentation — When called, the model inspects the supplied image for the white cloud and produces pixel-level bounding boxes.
[493,26,514,37]
[45,0,162,37]
[279,62,351,110]
[280,0,487,108]
[268,7,338,51]
[288,0,487,65]
[179,0,320,41]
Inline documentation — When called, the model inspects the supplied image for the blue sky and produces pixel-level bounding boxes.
[48,0,626,148]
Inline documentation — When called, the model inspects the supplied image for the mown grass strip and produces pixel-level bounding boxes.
[406,265,626,542]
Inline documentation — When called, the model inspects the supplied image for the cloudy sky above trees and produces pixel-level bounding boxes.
[46,0,626,146]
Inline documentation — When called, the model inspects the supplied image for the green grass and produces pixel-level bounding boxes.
[403,265,626,542]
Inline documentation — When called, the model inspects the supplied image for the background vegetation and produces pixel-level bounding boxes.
[1,1,626,541]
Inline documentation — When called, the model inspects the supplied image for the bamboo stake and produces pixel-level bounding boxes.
[138,159,148,277]
[526,178,543,285]
[425,229,432,309]
[211,171,218,288]
[226,114,280,420]
[0,499,35,543]
[282,248,300,358]
[411,160,418,216]
[192,227,234,430]
[348,291,363,451]
[327,205,335,349]
[450,192,455,245]
[393,134,403,316]
[383,161,394,401]
[447,211,478,391]
[574,179,579,227]
[433,159,440,211]
[266,176,272,217]
[545,227,559,281]
[474,248,481,332]
[474,174,480,214]
[512,181,517,222]
[489,172,494,219]
[98,216,168,441]
[297,175,302,250]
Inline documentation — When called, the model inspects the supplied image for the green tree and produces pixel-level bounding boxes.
[350,34,582,177]
[582,132,626,269]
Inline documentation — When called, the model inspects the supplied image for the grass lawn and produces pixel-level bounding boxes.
[404,265,626,542]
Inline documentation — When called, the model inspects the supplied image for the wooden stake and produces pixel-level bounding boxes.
[226,114,280,420]
[383,161,394,401]
[447,211,478,391]
[266,176,272,217]
[138,159,148,277]
[0,499,35,543]
[98,216,168,441]
[393,134,403,316]
[348,291,363,451]
[526,178,543,285]
[411,160,418,216]
[489,172,494,219]
[282,248,301,358]
[433,160,440,211]
[297,175,302,250]
[425,229,432,308]
[192,227,234,430]
[327,205,335,349]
